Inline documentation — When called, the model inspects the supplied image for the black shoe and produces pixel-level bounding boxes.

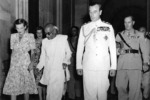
[76,97,83,100]
[62,96,68,100]
[143,97,149,100]
[68,98,75,100]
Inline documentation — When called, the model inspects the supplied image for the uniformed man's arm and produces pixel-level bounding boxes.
[109,25,117,70]
[115,32,125,55]
[116,33,122,43]
[139,33,149,64]
[76,26,85,70]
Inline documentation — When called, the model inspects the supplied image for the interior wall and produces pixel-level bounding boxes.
[39,0,56,28]
[39,0,74,35]
[74,0,89,28]
[0,0,16,61]
[0,0,29,62]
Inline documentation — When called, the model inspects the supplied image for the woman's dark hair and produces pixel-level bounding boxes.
[14,18,28,30]
[69,26,79,37]
[35,26,45,39]
[71,26,79,31]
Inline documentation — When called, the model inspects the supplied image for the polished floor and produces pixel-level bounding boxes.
[0,91,118,100]
[0,94,38,100]
[0,61,121,100]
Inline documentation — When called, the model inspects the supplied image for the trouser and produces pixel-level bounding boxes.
[142,71,150,99]
[46,70,64,100]
[110,75,116,94]
[83,70,109,100]
[116,70,142,100]
[67,65,82,99]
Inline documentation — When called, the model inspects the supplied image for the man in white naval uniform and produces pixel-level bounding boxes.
[76,2,117,100]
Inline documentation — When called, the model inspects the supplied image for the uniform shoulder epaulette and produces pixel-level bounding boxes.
[83,21,91,26]
[102,21,111,25]
[135,30,141,34]
[136,30,144,37]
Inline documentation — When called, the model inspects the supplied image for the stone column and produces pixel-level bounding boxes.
[15,0,28,22]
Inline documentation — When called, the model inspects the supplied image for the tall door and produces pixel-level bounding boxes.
[28,0,39,33]
[61,0,74,34]
[39,0,56,28]
[39,0,74,35]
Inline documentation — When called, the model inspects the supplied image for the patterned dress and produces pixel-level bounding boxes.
[32,38,43,85]
[3,33,38,95]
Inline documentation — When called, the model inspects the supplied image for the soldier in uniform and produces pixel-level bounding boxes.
[116,16,149,100]
[76,2,117,100]
[139,27,150,100]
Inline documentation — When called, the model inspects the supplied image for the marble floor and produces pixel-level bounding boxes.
[0,92,118,100]
[0,94,38,100]
[0,60,118,100]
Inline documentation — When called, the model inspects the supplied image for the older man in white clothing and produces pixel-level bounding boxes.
[37,24,71,100]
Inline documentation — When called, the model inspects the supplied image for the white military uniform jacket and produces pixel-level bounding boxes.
[76,19,117,71]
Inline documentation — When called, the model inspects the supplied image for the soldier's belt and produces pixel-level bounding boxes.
[125,49,139,53]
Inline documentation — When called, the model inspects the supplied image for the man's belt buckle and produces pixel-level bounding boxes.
[125,49,130,53]
[125,49,138,54]
[128,50,131,53]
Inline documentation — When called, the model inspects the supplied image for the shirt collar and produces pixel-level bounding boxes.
[93,19,102,27]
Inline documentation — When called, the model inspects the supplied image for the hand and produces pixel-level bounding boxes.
[36,67,40,71]
[143,63,150,73]
[34,68,40,75]
[117,48,120,55]
[118,49,125,55]
[28,62,34,72]
[77,69,83,76]
[110,70,116,77]
[63,63,68,69]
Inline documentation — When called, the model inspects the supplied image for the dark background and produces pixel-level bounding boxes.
[28,0,149,34]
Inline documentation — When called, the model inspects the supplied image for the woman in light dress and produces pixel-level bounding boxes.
[3,19,38,100]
